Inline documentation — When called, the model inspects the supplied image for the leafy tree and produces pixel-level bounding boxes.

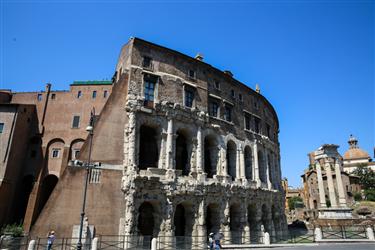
[352,165,375,201]
[353,192,362,201]
[288,196,304,210]
[364,189,375,201]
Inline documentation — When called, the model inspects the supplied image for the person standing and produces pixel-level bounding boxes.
[46,231,55,250]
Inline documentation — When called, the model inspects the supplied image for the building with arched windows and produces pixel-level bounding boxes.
[1,38,287,245]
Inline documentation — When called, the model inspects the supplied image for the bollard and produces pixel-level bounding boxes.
[366,227,375,241]
[151,238,157,250]
[91,237,99,250]
[264,232,270,245]
[314,227,322,241]
[28,240,36,250]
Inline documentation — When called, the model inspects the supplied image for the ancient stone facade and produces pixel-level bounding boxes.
[115,38,288,243]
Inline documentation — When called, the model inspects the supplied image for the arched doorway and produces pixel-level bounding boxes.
[247,204,258,243]
[244,146,252,180]
[204,135,218,178]
[174,204,186,236]
[39,175,58,214]
[138,202,155,236]
[139,125,159,170]
[230,203,242,244]
[175,130,190,176]
[227,140,237,180]
[206,203,221,236]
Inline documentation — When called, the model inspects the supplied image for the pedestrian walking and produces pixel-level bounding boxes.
[46,231,55,250]
[208,232,214,250]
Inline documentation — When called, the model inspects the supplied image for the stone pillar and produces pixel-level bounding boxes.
[241,202,250,244]
[166,118,174,170]
[222,202,231,243]
[239,145,246,180]
[160,198,175,249]
[196,126,203,173]
[325,162,338,208]
[221,147,227,176]
[253,143,261,187]
[334,161,347,207]
[264,149,272,190]
[158,131,167,169]
[236,146,241,180]
[127,112,137,171]
[315,161,327,208]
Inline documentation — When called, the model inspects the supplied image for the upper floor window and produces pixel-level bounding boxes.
[214,81,220,89]
[37,94,42,101]
[0,123,4,133]
[77,91,82,99]
[209,101,219,117]
[184,86,195,108]
[254,100,259,109]
[142,56,153,69]
[254,117,261,133]
[103,90,108,98]
[224,104,232,122]
[188,70,196,79]
[92,91,97,99]
[72,115,80,128]
[238,93,243,102]
[51,93,56,100]
[266,124,271,138]
[52,148,60,158]
[231,89,235,98]
[244,114,251,130]
[144,74,158,108]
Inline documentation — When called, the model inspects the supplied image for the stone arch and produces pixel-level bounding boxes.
[258,150,267,184]
[247,204,258,243]
[69,138,85,160]
[174,201,194,248]
[244,145,253,180]
[175,128,192,176]
[38,174,58,215]
[46,138,65,174]
[204,134,219,178]
[139,124,159,170]
[230,203,242,244]
[226,140,237,180]
[206,203,221,235]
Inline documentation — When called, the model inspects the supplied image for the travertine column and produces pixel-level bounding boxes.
[196,126,203,173]
[325,162,338,208]
[222,201,231,242]
[158,132,167,169]
[315,161,327,208]
[236,146,241,180]
[253,142,261,187]
[127,112,137,170]
[221,147,227,176]
[165,118,174,170]
[264,150,272,190]
[239,145,246,180]
[334,160,347,207]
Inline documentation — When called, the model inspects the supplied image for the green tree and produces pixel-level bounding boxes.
[352,165,375,190]
[288,196,304,210]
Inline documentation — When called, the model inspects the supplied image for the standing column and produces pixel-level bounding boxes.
[127,112,137,171]
[221,147,227,176]
[334,160,347,207]
[158,131,167,169]
[325,162,338,208]
[236,145,241,180]
[316,161,327,208]
[264,149,272,190]
[239,145,246,180]
[165,118,174,170]
[196,126,203,173]
[253,142,261,187]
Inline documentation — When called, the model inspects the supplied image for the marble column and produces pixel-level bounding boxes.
[334,160,347,207]
[264,149,272,190]
[239,145,246,180]
[196,126,203,173]
[315,161,327,208]
[325,162,338,208]
[253,142,261,187]
[165,118,174,170]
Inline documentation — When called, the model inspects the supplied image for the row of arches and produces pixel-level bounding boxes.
[138,124,280,187]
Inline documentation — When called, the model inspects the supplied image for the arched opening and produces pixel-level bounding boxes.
[313,200,317,209]
[230,203,242,244]
[174,204,186,236]
[14,175,34,223]
[139,125,159,170]
[138,202,155,236]
[39,175,58,214]
[258,151,266,184]
[244,146,252,180]
[247,204,257,243]
[175,130,190,176]
[206,203,221,236]
[272,205,280,240]
[227,140,237,180]
[261,204,270,233]
[69,139,85,160]
[204,135,218,178]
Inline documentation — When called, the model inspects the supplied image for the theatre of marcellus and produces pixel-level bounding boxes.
[0,38,288,244]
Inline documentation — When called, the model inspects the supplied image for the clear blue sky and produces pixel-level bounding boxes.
[1,0,374,187]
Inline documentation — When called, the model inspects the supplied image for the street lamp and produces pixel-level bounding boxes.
[76,109,96,250]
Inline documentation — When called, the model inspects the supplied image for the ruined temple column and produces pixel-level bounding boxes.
[165,118,175,170]
[334,160,347,207]
[325,161,338,208]
[264,149,272,190]
[253,142,261,187]
[239,145,246,180]
[196,126,203,173]
[316,161,327,208]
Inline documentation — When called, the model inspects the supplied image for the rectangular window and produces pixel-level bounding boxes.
[92,91,97,99]
[188,70,196,79]
[224,104,232,122]
[37,94,42,101]
[214,81,220,90]
[103,90,108,98]
[72,115,80,128]
[52,148,60,158]
[184,87,195,108]
[142,56,152,69]
[77,91,82,99]
[144,74,158,108]
[254,117,261,133]
[266,124,271,138]
[231,89,235,98]
[245,114,251,130]
[0,123,4,133]
[238,93,243,102]
[209,101,219,117]
[51,93,56,100]
[73,149,80,159]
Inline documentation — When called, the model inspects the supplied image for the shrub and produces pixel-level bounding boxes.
[364,189,375,201]
[353,192,362,201]
[1,223,24,237]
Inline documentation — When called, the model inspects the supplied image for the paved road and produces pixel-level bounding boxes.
[252,243,375,250]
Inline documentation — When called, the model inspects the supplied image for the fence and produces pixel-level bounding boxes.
[321,225,368,240]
